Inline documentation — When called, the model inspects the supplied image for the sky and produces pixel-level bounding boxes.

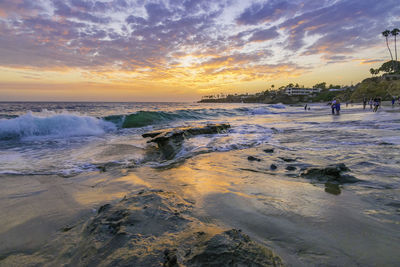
[0,0,399,101]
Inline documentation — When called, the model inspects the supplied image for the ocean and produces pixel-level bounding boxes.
[0,101,399,266]
[0,102,284,176]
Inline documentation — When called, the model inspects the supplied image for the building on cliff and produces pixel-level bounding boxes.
[284,87,322,96]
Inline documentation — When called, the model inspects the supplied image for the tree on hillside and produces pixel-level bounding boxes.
[370,68,375,76]
[374,60,400,74]
[368,61,395,76]
[391,28,400,71]
[313,82,326,89]
[369,68,380,76]
[328,84,341,89]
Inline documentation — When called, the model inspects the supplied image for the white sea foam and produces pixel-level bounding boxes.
[269,103,286,109]
[0,111,116,140]
[249,107,275,115]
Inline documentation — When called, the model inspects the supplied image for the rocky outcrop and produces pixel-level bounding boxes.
[177,229,283,267]
[2,189,283,266]
[143,124,230,159]
[300,163,360,184]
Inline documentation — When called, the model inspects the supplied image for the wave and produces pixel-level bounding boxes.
[269,103,286,109]
[0,106,280,139]
[0,111,116,140]
[103,110,204,128]
[103,107,278,128]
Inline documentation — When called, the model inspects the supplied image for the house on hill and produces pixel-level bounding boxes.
[284,87,322,96]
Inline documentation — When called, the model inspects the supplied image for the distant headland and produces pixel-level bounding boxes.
[198,74,400,104]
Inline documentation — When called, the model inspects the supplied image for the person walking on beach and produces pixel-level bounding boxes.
[335,99,341,115]
[363,97,367,109]
[369,98,373,109]
[392,97,396,107]
[373,97,380,112]
[304,104,308,111]
[331,99,336,115]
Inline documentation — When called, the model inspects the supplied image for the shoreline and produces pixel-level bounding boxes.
[1,144,399,266]
[1,104,400,266]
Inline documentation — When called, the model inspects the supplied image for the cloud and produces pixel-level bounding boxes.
[322,55,352,64]
[248,27,279,42]
[0,0,399,88]
[53,0,111,24]
[279,0,400,55]
[236,0,295,25]
[359,59,385,65]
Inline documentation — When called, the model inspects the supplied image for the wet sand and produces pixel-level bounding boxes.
[1,144,399,266]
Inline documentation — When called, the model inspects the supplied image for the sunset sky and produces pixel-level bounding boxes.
[0,0,399,101]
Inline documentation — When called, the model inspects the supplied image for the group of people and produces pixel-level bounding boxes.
[308,96,400,115]
[363,97,384,112]
[331,98,341,115]
[391,96,400,107]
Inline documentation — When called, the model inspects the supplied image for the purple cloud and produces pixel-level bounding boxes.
[236,0,295,25]
[0,0,399,73]
[280,0,400,54]
[249,27,279,42]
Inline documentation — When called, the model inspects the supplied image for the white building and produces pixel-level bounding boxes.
[284,87,322,96]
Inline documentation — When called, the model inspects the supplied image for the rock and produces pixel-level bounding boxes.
[263,148,274,153]
[300,163,360,184]
[285,165,297,171]
[96,162,124,172]
[143,124,230,160]
[61,225,74,232]
[247,156,261,162]
[98,165,107,172]
[270,164,277,170]
[184,229,283,266]
[278,157,296,162]
[378,142,393,146]
[20,189,284,267]
[324,182,341,195]
[163,249,178,267]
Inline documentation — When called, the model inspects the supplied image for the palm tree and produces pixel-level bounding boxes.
[391,28,400,72]
[391,28,400,61]
[382,30,394,72]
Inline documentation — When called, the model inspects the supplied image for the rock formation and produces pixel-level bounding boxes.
[143,124,230,159]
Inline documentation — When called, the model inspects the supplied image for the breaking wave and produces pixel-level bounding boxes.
[103,110,204,128]
[0,105,283,139]
[0,111,115,140]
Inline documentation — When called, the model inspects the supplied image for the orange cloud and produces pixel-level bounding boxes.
[358,59,385,65]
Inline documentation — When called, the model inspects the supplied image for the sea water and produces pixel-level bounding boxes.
[1,101,400,184]
[0,102,275,175]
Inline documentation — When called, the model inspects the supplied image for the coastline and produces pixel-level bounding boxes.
[1,103,400,266]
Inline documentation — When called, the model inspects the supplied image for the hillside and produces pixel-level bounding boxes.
[351,77,400,100]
